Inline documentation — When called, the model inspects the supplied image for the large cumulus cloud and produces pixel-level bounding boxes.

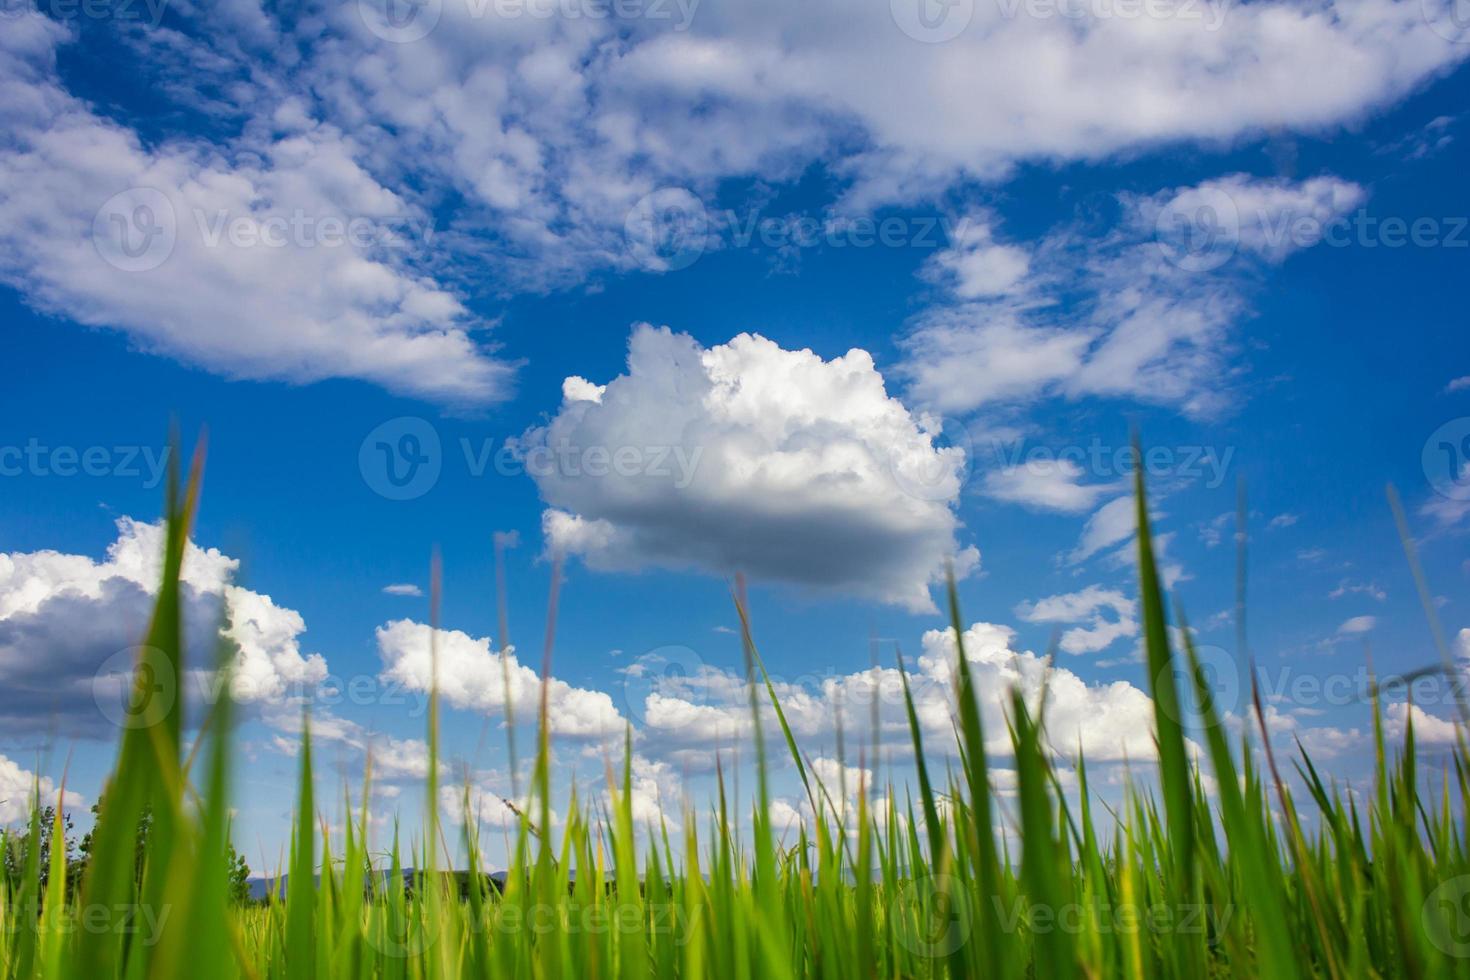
[0,518,328,736]
[524,324,978,611]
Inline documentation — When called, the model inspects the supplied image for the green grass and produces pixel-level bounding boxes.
[3,445,1470,979]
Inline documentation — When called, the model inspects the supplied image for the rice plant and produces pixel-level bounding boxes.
[2,444,1468,979]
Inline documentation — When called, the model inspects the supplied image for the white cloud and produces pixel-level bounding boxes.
[981,459,1118,514]
[1103,529,1188,591]
[382,583,424,597]
[1141,174,1368,263]
[375,619,626,738]
[0,13,513,406]
[0,754,84,825]
[0,518,327,735]
[6,0,1452,329]
[1067,496,1138,565]
[900,176,1365,419]
[631,619,1161,764]
[267,708,438,781]
[1248,703,1364,760]
[563,376,607,404]
[1422,482,1470,528]
[1381,114,1457,161]
[897,313,1094,415]
[809,756,873,798]
[1198,512,1232,549]
[0,0,1449,423]
[1329,580,1386,601]
[619,753,679,829]
[526,324,978,611]
[440,779,547,831]
[1268,513,1299,529]
[1385,703,1461,745]
[443,751,673,835]
[1336,615,1377,635]
[917,623,1159,760]
[328,0,1460,237]
[920,215,1031,300]
[1015,585,1138,655]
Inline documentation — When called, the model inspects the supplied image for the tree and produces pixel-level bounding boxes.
[228,845,252,905]
[2,805,81,893]
[76,797,253,904]
[77,796,150,891]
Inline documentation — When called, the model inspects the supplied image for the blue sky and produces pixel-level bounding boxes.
[1,0,1469,864]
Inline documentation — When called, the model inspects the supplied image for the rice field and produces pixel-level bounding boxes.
[2,448,1468,979]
